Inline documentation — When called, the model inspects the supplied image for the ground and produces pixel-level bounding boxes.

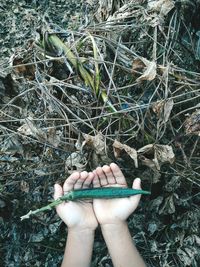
[0,0,200,266]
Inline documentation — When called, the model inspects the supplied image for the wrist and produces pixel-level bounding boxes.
[100,221,128,232]
[68,226,96,234]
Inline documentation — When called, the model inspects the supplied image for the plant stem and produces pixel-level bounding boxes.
[21,188,150,221]
[47,34,117,112]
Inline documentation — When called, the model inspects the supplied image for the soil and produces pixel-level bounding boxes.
[0,1,200,266]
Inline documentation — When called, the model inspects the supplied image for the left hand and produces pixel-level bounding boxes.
[54,171,98,231]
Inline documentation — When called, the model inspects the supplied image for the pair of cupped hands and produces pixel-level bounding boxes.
[54,163,142,230]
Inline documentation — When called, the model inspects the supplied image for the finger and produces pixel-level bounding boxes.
[96,166,108,186]
[102,165,116,184]
[92,170,101,188]
[130,178,142,205]
[82,172,94,188]
[110,163,127,186]
[63,172,80,192]
[74,171,88,189]
[132,177,142,190]
[54,184,63,200]
[54,184,65,213]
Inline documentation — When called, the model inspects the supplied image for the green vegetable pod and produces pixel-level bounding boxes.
[61,187,151,201]
[21,187,151,220]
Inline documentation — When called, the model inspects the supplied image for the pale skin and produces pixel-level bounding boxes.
[54,163,146,267]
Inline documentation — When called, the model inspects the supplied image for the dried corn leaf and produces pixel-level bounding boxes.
[113,140,138,168]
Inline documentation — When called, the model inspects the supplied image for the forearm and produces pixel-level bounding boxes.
[61,228,95,267]
[101,222,146,267]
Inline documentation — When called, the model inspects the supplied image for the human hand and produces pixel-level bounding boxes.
[54,171,98,231]
[92,163,142,226]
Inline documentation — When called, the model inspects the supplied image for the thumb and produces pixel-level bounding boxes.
[54,183,63,200]
[130,178,142,206]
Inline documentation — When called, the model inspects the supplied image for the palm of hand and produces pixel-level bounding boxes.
[93,196,138,224]
[92,163,142,225]
[54,171,98,230]
[59,201,96,229]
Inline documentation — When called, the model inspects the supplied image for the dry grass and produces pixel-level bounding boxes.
[0,0,200,266]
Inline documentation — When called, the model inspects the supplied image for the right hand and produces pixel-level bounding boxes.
[92,163,142,225]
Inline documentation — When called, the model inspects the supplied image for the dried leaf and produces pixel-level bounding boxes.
[185,110,200,136]
[18,118,47,141]
[139,155,158,170]
[148,0,175,16]
[113,140,138,168]
[148,221,158,235]
[133,57,156,82]
[1,136,23,155]
[65,152,87,173]
[83,133,105,155]
[46,128,61,147]
[0,199,6,208]
[0,155,19,162]
[153,99,174,123]
[49,221,62,235]
[164,176,181,192]
[137,144,154,154]
[148,196,163,212]
[138,144,160,172]
[0,79,5,98]
[132,58,145,71]
[152,101,164,115]
[159,194,176,214]
[20,180,29,193]
[12,56,35,80]
[18,122,61,149]
[154,144,175,164]
[138,144,175,172]
[30,228,49,242]
[177,246,198,266]
[163,99,174,122]
[149,240,160,253]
